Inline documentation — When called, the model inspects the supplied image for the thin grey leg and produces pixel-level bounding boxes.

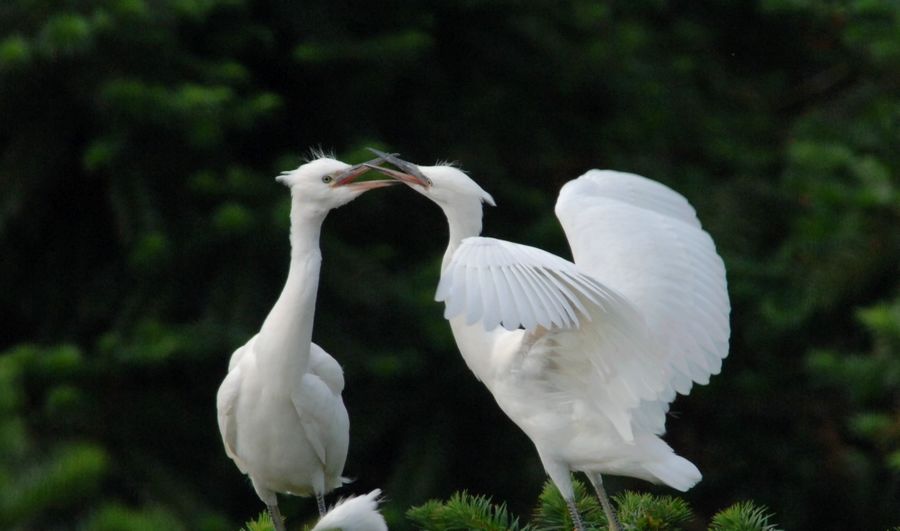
[565,497,586,531]
[316,492,327,517]
[588,473,622,531]
[267,503,286,531]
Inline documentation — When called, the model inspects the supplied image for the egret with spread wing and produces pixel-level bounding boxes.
[367,150,730,531]
[217,155,394,531]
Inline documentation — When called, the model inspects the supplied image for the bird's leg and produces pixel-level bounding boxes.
[267,503,286,531]
[565,497,587,531]
[316,492,327,517]
[541,457,586,531]
[588,474,622,531]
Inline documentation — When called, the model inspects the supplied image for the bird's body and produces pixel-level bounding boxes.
[368,153,730,530]
[217,157,393,530]
[220,336,349,498]
[452,314,701,491]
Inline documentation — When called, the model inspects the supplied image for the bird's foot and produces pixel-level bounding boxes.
[589,475,623,531]
[565,498,586,531]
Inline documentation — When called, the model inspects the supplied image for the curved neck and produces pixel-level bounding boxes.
[441,201,484,271]
[289,202,327,259]
[255,198,327,390]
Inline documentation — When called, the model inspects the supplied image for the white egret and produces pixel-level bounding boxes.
[216,155,394,531]
[367,150,730,531]
[311,489,388,531]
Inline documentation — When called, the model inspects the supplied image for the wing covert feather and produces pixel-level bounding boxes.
[291,374,343,465]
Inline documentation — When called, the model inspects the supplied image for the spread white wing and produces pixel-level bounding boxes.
[436,170,729,439]
[555,170,731,431]
[437,236,667,441]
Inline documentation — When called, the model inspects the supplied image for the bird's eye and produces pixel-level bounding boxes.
[322,175,334,184]
[425,177,433,186]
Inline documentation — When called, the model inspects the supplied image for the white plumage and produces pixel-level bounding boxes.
[217,157,393,531]
[368,154,730,531]
[311,489,388,531]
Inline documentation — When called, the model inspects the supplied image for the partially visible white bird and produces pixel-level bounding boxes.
[217,155,394,531]
[367,150,730,531]
[311,489,389,531]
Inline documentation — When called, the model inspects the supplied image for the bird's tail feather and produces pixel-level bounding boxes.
[643,454,701,492]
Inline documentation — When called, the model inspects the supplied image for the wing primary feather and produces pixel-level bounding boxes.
[514,263,564,329]
[503,264,538,330]
[531,265,577,328]
[546,270,591,319]
[541,270,583,327]
[559,270,608,315]
[492,264,520,330]
[563,271,610,309]
[530,266,578,328]
[507,263,542,330]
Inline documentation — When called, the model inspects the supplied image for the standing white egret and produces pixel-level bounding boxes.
[216,155,394,531]
[367,150,730,531]
[311,489,388,531]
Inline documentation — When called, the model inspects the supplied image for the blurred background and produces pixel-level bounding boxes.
[1,1,898,529]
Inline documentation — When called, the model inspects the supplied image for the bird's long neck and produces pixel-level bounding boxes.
[441,202,511,384]
[255,199,326,391]
[442,201,484,270]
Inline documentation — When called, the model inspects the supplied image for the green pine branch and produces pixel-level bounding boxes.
[407,491,532,531]
[241,511,275,531]
[406,478,783,531]
[614,491,693,531]
[530,479,604,530]
[708,501,781,531]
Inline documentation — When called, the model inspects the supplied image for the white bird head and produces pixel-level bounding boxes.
[276,156,396,211]
[363,148,495,210]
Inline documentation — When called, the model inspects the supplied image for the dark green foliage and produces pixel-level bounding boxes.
[2,0,899,529]
[708,502,780,531]
[83,503,187,531]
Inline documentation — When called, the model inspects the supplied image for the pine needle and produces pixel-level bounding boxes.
[407,490,532,531]
[709,501,781,531]
[241,511,275,531]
